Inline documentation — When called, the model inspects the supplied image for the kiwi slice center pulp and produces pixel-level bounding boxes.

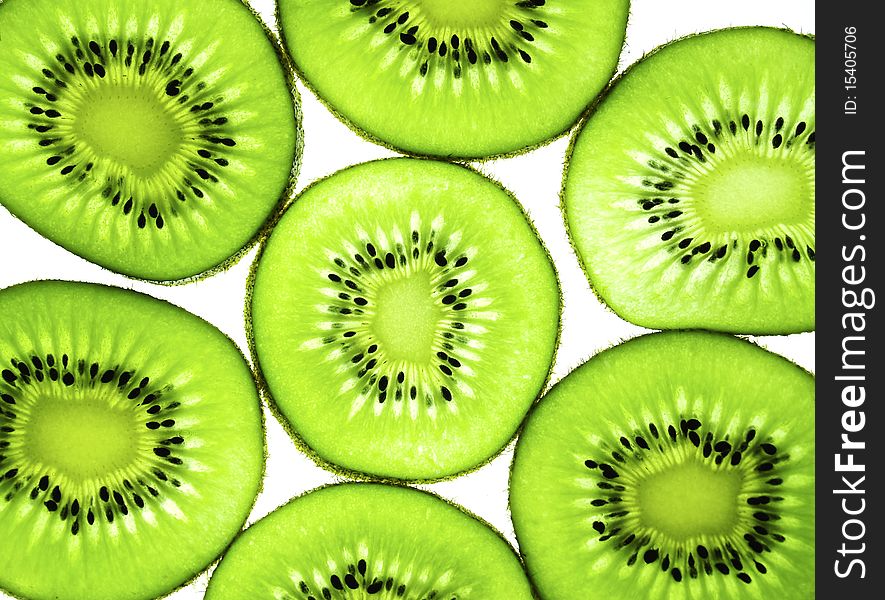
[317,215,495,415]
[373,272,440,362]
[637,460,741,540]
[642,114,815,276]
[1,353,185,534]
[24,393,140,477]
[689,151,812,234]
[73,84,184,178]
[31,33,240,232]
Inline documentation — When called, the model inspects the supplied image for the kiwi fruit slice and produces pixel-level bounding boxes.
[249,158,560,480]
[510,331,814,599]
[206,482,534,599]
[0,280,264,600]
[0,0,300,282]
[562,28,815,333]
[278,0,629,159]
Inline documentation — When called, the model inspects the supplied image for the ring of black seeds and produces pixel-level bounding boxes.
[638,114,815,278]
[313,215,493,415]
[348,0,549,79]
[582,416,789,586]
[25,34,236,231]
[0,352,185,536]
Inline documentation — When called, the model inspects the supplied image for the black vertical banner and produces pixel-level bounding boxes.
[817,3,882,598]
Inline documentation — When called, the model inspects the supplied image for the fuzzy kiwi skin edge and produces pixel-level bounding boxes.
[273,2,629,163]
[0,279,269,600]
[243,157,563,484]
[0,0,303,286]
[558,27,815,336]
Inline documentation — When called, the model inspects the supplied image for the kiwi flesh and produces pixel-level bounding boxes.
[562,28,815,333]
[249,158,560,480]
[278,0,629,159]
[0,0,300,281]
[509,331,814,599]
[206,482,534,599]
[0,281,264,600]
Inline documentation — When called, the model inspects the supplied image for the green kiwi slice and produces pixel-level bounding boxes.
[562,28,815,333]
[278,0,629,159]
[249,158,560,480]
[0,281,264,600]
[0,0,300,282]
[510,331,814,599]
[206,482,533,599]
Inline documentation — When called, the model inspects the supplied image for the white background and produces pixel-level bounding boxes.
[0,1,814,598]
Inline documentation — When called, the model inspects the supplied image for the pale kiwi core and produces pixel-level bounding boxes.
[637,460,742,540]
[693,154,811,232]
[372,272,441,363]
[24,395,139,479]
[73,84,183,178]
[419,0,502,26]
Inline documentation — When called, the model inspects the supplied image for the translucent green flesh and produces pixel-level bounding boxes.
[206,484,534,599]
[564,28,815,333]
[0,0,298,281]
[251,159,559,480]
[280,0,628,157]
[0,281,263,600]
[510,332,815,600]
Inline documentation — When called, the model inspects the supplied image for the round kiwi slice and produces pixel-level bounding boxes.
[206,482,533,599]
[278,0,629,159]
[562,28,815,334]
[510,331,814,599]
[0,0,300,282]
[0,281,264,600]
[249,158,560,480]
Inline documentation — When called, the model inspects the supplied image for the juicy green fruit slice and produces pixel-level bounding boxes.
[563,28,815,333]
[278,0,629,158]
[0,281,263,600]
[0,0,299,281]
[250,158,560,480]
[510,332,814,600]
[205,483,534,599]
